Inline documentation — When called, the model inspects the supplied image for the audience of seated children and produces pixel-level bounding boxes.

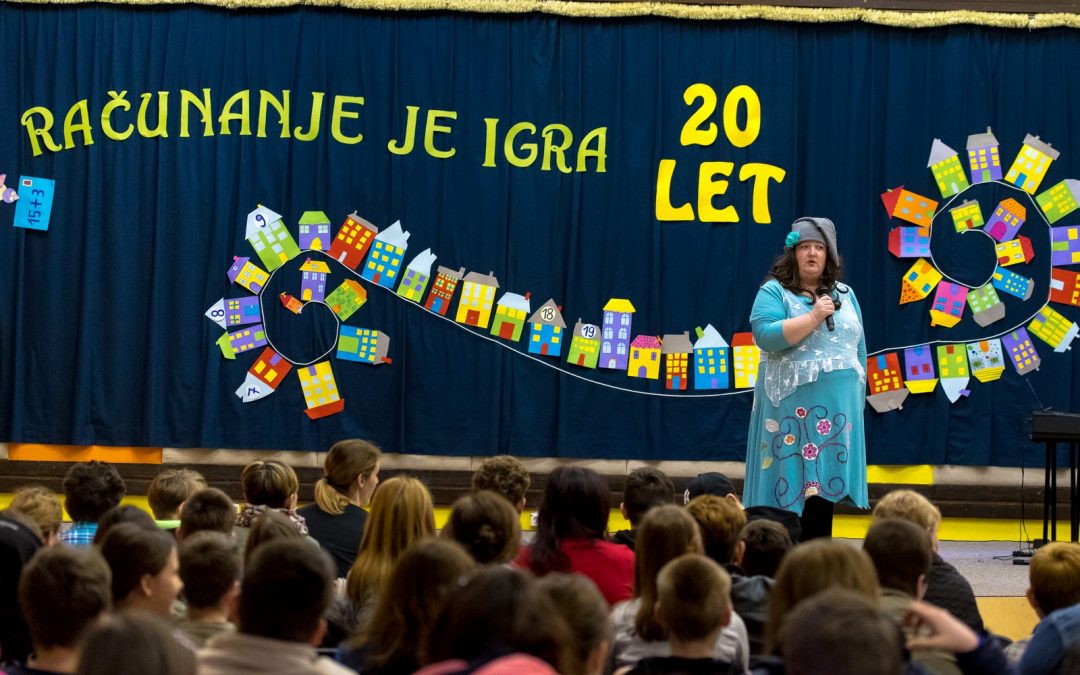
[198,539,353,675]
[147,469,207,526]
[683,473,800,544]
[97,522,183,619]
[611,467,675,551]
[234,460,309,548]
[242,510,304,568]
[735,520,792,579]
[872,489,984,632]
[76,613,195,675]
[4,546,111,675]
[298,439,381,579]
[515,466,634,606]
[176,531,241,648]
[622,554,740,675]
[1014,542,1080,675]
[176,488,236,541]
[471,455,532,515]
[9,487,63,547]
[59,461,126,547]
[442,490,521,565]
[534,574,612,675]
[0,510,44,664]
[340,539,476,675]
[610,504,749,673]
[91,504,157,545]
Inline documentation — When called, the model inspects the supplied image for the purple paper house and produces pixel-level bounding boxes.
[299,258,332,303]
[600,298,635,370]
[967,127,1002,184]
[902,345,938,394]
[1002,328,1041,376]
[1050,226,1080,267]
[225,297,261,327]
[888,227,931,258]
[985,199,1026,243]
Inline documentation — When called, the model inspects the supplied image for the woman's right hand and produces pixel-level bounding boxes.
[810,294,836,325]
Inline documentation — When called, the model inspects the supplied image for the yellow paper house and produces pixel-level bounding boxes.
[900,258,943,304]
[1005,134,1059,194]
[949,200,984,233]
[298,361,345,419]
[627,335,662,379]
[1029,305,1079,353]
[732,332,760,388]
[455,271,500,329]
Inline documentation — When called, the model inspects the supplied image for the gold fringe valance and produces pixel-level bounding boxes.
[4,0,1078,30]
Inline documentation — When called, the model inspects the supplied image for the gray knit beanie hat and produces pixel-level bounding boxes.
[787,217,839,266]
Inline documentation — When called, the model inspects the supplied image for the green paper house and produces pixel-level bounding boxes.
[928,139,970,199]
[949,200,983,233]
[1036,179,1080,224]
[246,205,301,272]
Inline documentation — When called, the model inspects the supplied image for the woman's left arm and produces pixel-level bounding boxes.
[848,287,867,369]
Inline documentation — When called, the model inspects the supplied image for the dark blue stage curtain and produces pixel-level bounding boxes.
[0,4,1077,464]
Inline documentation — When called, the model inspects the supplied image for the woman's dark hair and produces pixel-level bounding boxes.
[529,466,611,576]
[76,611,196,675]
[98,523,177,604]
[93,505,157,545]
[766,246,845,296]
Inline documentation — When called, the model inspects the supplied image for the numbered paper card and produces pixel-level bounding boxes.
[13,177,55,231]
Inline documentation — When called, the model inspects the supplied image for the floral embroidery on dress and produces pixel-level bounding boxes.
[760,403,851,510]
[783,434,796,445]
[816,419,832,435]
[765,419,780,433]
[801,443,819,460]
[795,407,807,418]
[804,481,821,497]
[762,456,774,469]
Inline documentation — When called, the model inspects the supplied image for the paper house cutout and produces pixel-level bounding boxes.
[995,235,1034,267]
[325,279,368,322]
[1036,179,1080,224]
[397,248,437,303]
[246,205,301,272]
[329,213,378,270]
[1002,328,1041,375]
[222,324,267,358]
[627,335,662,380]
[298,211,332,251]
[227,256,269,294]
[661,332,694,391]
[425,266,466,316]
[280,292,303,314]
[205,296,261,329]
[693,324,730,390]
[600,299,636,370]
[216,333,236,360]
[1050,268,1080,308]
[936,344,971,403]
[337,326,392,365]
[867,352,908,413]
[1005,134,1059,194]
[900,259,943,304]
[882,186,938,227]
[455,271,500,329]
[985,199,1027,243]
[299,258,332,302]
[903,345,938,394]
[236,347,294,402]
[528,299,567,357]
[930,282,968,328]
[1029,305,1079,352]
[928,139,970,198]
[966,339,1005,383]
[491,292,532,342]
[0,173,18,204]
[991,266,1034,300]
[949,200,984,233]
[298,361,345,419]
[888,227,931,259]
[966,284,1005,327]
[732,332,760,388]
[1050,226,1080,267]
[361,220,410,289]
[967,128,1002,184]
[567,320,601,369]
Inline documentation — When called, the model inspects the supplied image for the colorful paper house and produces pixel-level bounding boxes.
[528,299,567,357]
[661,332,694,391]
[995,235,1035,267]
[881,186,938,227]
[220,323,267,358]
[967,128,1002,184]
[325,279,367,322]
[205,296,260,329]
[985,199,1027,243]
[329,213,378,270]
[425,266,466,316]
[1050,226,1080,266]
[280,292,303,314]
[732,332,760,388]
[298,211,332,251]
[627,335,662,380]
[888,227,931,259]
[361,220,410,289]
[227,256,269,294]
[936,344,971,403]
[298,361,345,419]
[1050,268,1080,308]
[903,345,938,394]
[930,282,968,328]
[600,298,636,370]
[966,339,1005,383]
[992,266,1034,300]
[966,284,1005,327]
[1002,328,1041,376]
[567,320,601,369]
[693,324,730,391]
[949,200,984,233]
[299,258,332,302]
[246,205,300,272]
[455,271,500,329]
[900,258,943,304]
[1005,134,1059,194]
[337,326,392,365]
[236,347,293,403]
[491,292,531,342]
[1029,305,1079,352]
[396,248,437,303]
[1036,179,1080,224]
[866,352,908,413]
[928,139,970,198]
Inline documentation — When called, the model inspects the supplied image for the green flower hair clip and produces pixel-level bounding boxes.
[785,231,800,249]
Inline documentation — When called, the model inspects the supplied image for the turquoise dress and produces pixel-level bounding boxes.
[742,279,868,516]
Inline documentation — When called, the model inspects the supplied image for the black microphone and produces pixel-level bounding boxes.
[817,287,841,332]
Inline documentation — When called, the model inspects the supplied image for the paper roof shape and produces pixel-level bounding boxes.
[529,299,566,327]
[732,332,756,348]
[966,127,998,150]
[496,291,532,313]
[227,256,252,282]
[694,324,729,350]
[630,335,662,350]
[995,198,1027,221]
[603,298,636,313]
[463,271,500,288]
[572,320,600,339]
[373,220,410,249]
[245,205,284,239]
[661,332,694,354]
[299,258,332,274]
[927,139,960,167]
[298,211,330,226]
[435,265,467,281]
[404,248,437,275]
[1022,134,1061,161]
